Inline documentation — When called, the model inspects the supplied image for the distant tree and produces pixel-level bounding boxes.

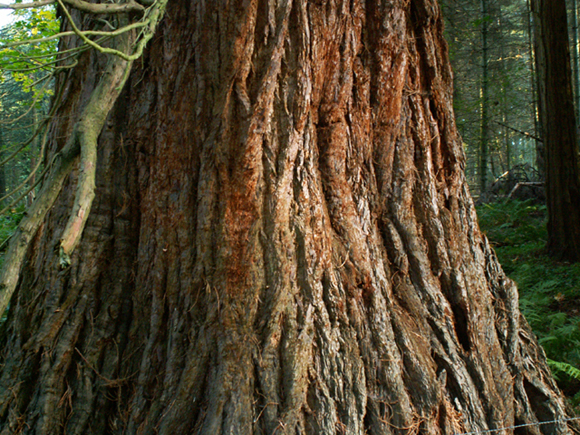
[442,0,539,194]
[570,0,580,121]
[532,0,580,261]
[481,0,491,191]
[0,128,5,208]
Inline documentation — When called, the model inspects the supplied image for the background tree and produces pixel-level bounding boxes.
[569,0,580,124]
[442,0,540,194]
[531,0,580,262]
[0,1,579,434]
[481,0,490,191]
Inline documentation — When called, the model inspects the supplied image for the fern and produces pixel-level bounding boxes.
[477,198,580,404]
[547,359,580,382]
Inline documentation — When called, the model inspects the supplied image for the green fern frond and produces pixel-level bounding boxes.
[547,359,580,381]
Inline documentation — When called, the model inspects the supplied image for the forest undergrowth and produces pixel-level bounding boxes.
[477,199,580,410]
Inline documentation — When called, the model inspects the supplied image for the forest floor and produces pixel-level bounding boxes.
[477,199,580,411]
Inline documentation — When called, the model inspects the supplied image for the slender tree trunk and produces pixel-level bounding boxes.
[26,107,39,208]
[572,0,580,125]
[0,1,578,434]
[0,129,5,209]
[504,118,511,171]
[528,0,544,179]
[480,0,490,193]
[498,15,511,173]
[532,0,580,262]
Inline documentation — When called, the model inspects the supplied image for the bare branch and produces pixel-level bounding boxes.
[493,120,543,142]
[61,0,144,14]
[57,0,133,60]
[0,0,54,10]
[0,75,52,125]
[0,0,144,13]
[0,21,147,50]
[0,75,73,316]
[2,54,78,73]
[56,0,166,61]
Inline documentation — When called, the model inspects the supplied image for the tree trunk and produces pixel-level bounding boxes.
[0,1,578,434]
[532,0,580,262]
[480,0,490,193]
[572,0,580,125]
[0,129,5,209]
[527,0,544,179]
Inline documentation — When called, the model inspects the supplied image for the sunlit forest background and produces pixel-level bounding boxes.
[1,0,579,409]
[443,0,540,196]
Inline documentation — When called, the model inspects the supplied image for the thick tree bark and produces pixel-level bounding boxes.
[532,0,580,262]
[0,1,578,434]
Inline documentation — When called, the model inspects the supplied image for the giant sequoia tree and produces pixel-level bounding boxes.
[0,1,578,434]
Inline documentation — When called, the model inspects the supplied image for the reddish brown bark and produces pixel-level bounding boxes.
[0,1,578,434]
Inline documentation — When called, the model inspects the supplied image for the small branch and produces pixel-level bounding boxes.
[57,0,133,60]
[1,32,71,49]
[0,127,50,214]
[0,123,47,168]
[0,70,71,317]
[0,0,54,10]
[0,21,147,50]
[62,0,144,14]
[0,130,80,318]
[493,120,543,142]
[4,54,77,73]
[0,76,52,125]
[0,126,49,206]
[57,0,166,61]
[0,0,145,13]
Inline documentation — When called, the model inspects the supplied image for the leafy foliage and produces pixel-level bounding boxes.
[0,204,25,261]
[0,4,58,220]
[0,5,59,102]
[548,359,580,382]
[0,8,59,324]
[478,199,580,408]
